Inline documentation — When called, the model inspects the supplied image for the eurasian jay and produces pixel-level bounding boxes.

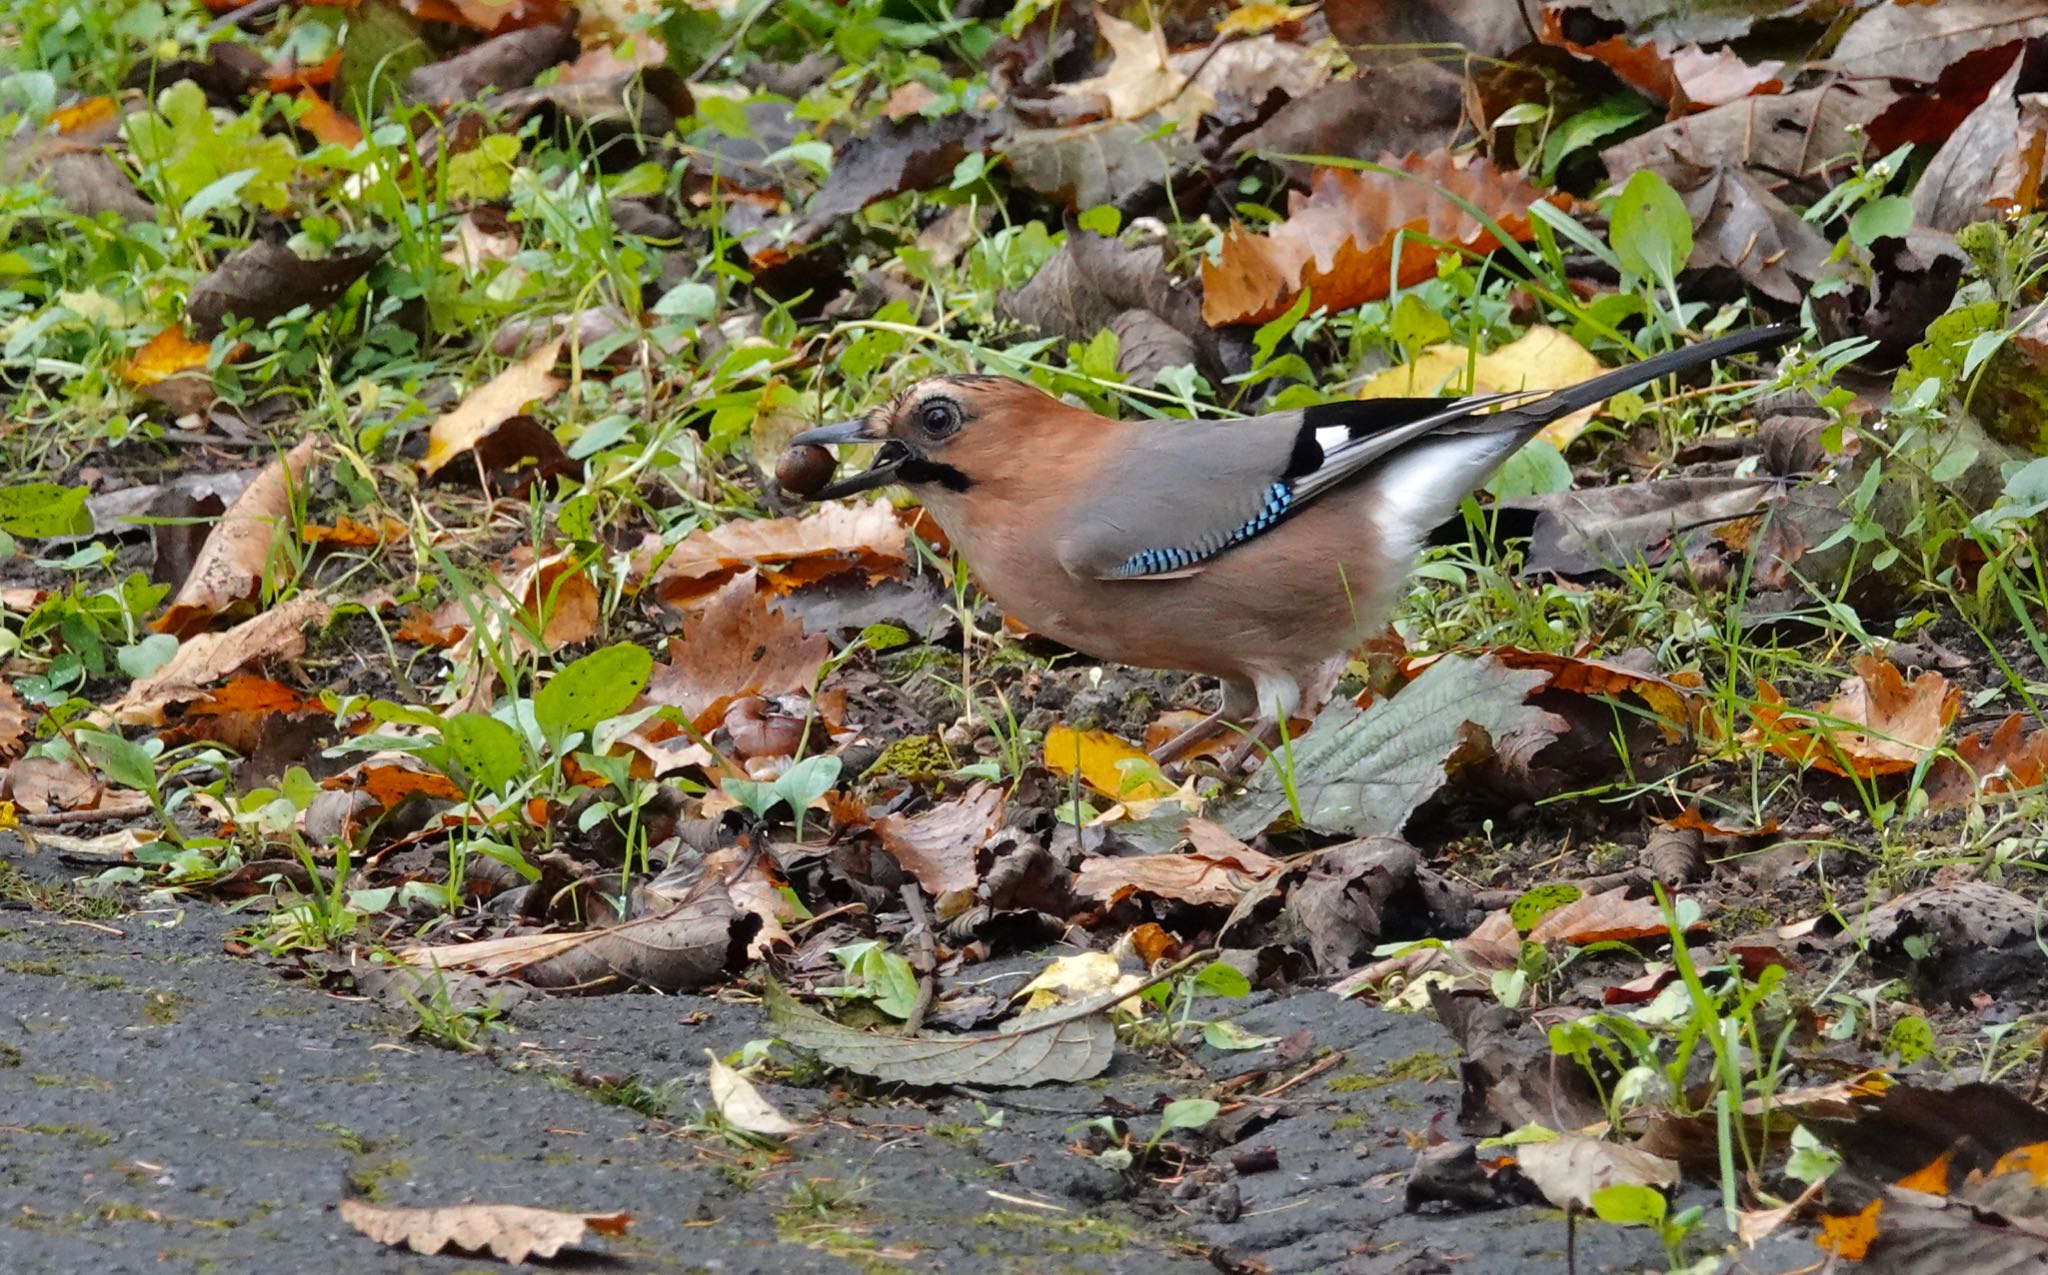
[791,324,1798,764]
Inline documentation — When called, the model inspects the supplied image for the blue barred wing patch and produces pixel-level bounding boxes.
[1114,481,1295,577]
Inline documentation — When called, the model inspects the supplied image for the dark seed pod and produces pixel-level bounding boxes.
[776,442,836,497]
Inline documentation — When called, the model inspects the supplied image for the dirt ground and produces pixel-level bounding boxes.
[0,835,1819,1274]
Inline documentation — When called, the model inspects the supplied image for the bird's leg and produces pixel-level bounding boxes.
[1218,675,1302,774]
[1149,708,1226,765]
[1150,680,1258,766]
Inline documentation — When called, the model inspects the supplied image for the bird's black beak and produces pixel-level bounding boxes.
[791,417,909,500]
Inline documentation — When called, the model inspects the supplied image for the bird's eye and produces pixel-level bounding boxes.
[916,398,962,438]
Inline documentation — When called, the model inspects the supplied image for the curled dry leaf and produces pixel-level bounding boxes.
[396,879,756,993]
[1424,646,1698,739]
[419,336,571,480]
[116,592,376,727]
[1746,654,1960,778]
[2,755,100,814]
[1330,908,1520,998]
[187,239,385,340]
[152,437,320,639]
[0,681,28,762]
[652,498,909,604]
[1537,10,1782,118]
[874,781,1005,897]
[1201,152,1572,327]
[704,1049,806,1137]
[337,1198,630,1264]
[1355,326,1606,450]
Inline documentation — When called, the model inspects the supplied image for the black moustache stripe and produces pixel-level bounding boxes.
[896,458,973,492]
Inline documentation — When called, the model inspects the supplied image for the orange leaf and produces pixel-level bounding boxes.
[121,326,214,387]
[1526,887,1702,945]
[1929,712,2048,807]
[51,96,118,135]
[1817,1197,1881,1260]
[293,88,362,147]
[1897,1148,1953,1195]
[1744,655,1959,778]
[1200,151,1573,327]
[264,51,343,91]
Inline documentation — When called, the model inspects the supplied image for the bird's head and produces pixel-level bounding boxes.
[791,375,1057,501]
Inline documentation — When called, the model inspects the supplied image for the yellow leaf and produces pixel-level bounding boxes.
[1218,2,1316,37]
[121,326,214,387]
[1016,952,1145,1015]
[1044,724,1175,802]
[420,337,567,477]
[1357,325,1609,450]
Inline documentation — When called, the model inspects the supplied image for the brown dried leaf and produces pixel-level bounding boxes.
[1602,83,1897,187]
[1075,820,1281,907]
[640,571,831,733]
[1058,5,1212,129]
[187,239,384,340]
[1200,152,1571,327]
[1527,886,1701,945]
[2,755,100,814]
[652,499,908,605]
[337,1198,629,1264]
[0,681,28,762]
[117,592,369,727]
[1514,1136,1678,1213]
[152,438,320,639]
[875,782,1005,897]
[397,881,754,992]
[1538,10,1781,117]
[1929,713,2048,808]
[1746,654,1960,778]
[1830,0,2048,82]
[419,337,570,480]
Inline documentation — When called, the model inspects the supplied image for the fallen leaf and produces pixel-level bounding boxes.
[398,882,756,993]
[764,974,1116,1087]
[1074,825,1282,908]
[1015,952,1145,1014]
[1514,1135,1678,1212]
[1330,908,1520,998]
[419,337,571,480]
[1044,724,1175,803]
[2,755,100,814]
[1526,887,1701,946]
[1218,654,1563,839]
[116,592,372,727]
[1356,326,1607,449]
[639,571,831,732]
[1201,151,1573,327]
[705,1049,805,1137]
[1929,713,2048,807]
[1829,0,2048,83]
[1059,4,1213,131]
[651,499,908,605]
[874,782,1005,897]
[152,438,320,638]
[1500,476,1775,577]
[325,754,466,811]
[789,112,1007,249]
[292,87,361,146]
[0,682,29,762]
[337,1198,629,1264]
[1747,655,1960,778]
[120,325,215,388]
[1602,83,1897,187]
[187,238,385,340]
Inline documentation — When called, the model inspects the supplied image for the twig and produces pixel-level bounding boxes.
[1257,1048,1347,1098]
[899,883,937,1036]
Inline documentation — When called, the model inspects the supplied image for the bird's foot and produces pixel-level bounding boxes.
[1149,708,1228,765]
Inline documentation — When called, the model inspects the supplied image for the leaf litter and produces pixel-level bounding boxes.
[18,0,2048,1265]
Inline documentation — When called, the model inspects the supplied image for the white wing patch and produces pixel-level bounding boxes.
[1314,425,1350,452]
